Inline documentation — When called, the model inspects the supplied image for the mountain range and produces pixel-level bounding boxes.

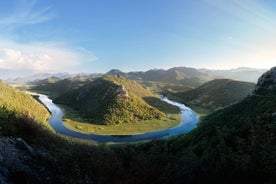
[2,67,266,86]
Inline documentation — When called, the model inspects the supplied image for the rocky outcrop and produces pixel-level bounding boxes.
[114,85,129,98]
[254,67,276,95]
[0,136,59,184]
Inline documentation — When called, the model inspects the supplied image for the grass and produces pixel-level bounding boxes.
[60,104,180,135]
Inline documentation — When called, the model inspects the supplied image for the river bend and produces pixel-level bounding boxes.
[38,94,198,143]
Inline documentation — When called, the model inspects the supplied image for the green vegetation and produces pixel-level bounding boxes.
[31,77,93,98]
[169,79,255,115]
[60,104,178,135]
[0,81,51,133]
[55,75,180,127]
[0,68,275,183]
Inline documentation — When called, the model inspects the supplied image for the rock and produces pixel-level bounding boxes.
[0,175,8,184]
[255,67,276,93]
[0,166,9,177]
[15,138,35,155]
[0,152,3,163]
[115,85,129,98]
[0,166,9,184]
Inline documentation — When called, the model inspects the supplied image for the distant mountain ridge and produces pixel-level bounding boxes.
[104,67,265,89]
[2,66,266,85]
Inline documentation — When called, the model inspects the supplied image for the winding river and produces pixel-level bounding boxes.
[38,94,198,143]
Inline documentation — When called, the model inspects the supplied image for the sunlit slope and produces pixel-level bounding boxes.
[0,81,51,135]
[55,75,179,125]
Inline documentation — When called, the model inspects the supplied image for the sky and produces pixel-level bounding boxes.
[0,0,276,76]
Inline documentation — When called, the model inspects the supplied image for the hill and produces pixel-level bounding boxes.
[104,67,264,94]
[55,75,179,125]
[162,66,276,183]
[200,67,267,83]
[31,77,94,98]
[169,79,255,113]
[0,81,51,135]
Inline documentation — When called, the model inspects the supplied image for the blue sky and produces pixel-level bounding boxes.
[0,0,275,75]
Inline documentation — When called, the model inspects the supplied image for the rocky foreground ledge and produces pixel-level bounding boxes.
[0,135,60,184]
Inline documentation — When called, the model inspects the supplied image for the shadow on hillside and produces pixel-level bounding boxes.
[143,96,179,114]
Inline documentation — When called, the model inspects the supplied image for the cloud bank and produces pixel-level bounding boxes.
[0,41,97,74]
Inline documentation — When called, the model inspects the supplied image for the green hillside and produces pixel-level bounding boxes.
[170,79,255,113]
[0,81,51,135]
[55,75,179,126]
[31,77,93,98]
[162,68,276,183]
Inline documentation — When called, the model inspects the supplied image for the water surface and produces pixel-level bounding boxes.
[38,94,198,143]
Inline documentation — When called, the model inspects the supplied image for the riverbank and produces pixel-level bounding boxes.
[61,103,180,135]
[38,94,198,143]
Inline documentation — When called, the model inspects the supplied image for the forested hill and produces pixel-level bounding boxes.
[54,75,179,125]
[162,67,276,183]
[170,79,255,111]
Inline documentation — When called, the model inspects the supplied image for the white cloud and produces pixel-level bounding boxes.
[0,41,97,74]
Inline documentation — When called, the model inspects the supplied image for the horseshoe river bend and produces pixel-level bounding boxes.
[37,94,198,143]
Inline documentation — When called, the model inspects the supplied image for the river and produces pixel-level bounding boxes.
[38,94,198,143]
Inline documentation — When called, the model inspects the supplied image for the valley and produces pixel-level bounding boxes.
[0,1,275,183]
[0,66,275,183]
[37,94,197,142]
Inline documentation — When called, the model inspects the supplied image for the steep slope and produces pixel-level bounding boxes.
[170,79,255,111]
[164,67,276,182]
[55,75,178,125]
[0,81,51,135]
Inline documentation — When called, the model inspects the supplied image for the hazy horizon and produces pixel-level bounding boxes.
[0,0,276,75]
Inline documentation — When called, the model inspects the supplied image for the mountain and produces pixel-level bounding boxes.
[170,79,255,112]
[163,67,276,183]
[31,77,94,98]
[106,69,126,76]
[114,67,212,87]
[4,72,102,85]
[104,67,264,94]
[0,81,51,135]
[104,67,265,85]
[199,67,266,83]
[55,75,179,125]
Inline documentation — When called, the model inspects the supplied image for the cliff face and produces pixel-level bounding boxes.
[254,67,276,94]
